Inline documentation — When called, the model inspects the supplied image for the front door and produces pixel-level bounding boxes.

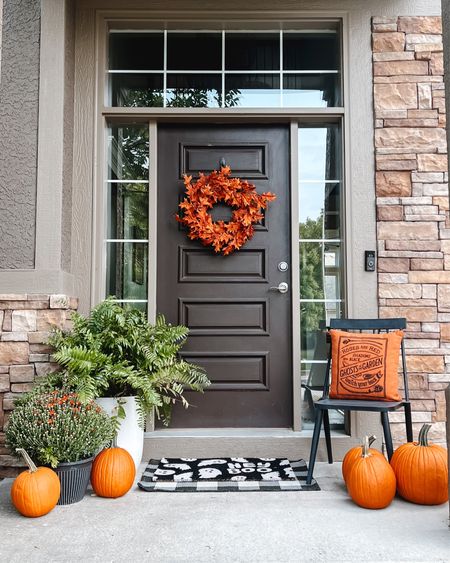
[157,125,291,427]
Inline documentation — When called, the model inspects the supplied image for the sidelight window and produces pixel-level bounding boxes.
[298,124,345,429]
[105,125,149,312]
[107,29,341,109]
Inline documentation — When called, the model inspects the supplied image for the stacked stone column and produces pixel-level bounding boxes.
[373,16,448,446]
[0,294,77,477]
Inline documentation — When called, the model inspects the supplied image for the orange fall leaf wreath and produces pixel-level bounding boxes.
[176,166,276,256]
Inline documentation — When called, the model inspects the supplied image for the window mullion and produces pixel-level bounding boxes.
[163,30,167,108]
[280,30,283,108]
[222,30,225,108]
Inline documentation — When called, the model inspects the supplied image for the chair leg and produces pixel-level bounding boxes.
[323,410,333,464]
[381,411,394,460]
[404,402,413,442]
[306,408,324,485]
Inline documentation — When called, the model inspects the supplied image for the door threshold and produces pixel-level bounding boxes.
[143,427,352,461]
[146,428,310,438]
[145,427,347,438]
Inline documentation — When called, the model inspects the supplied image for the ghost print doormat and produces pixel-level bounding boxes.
[138,458,320,492]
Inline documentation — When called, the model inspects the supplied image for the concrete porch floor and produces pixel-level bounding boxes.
[0,463,448,562]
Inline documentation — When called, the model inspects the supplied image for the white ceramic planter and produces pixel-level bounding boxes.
[96,396,144,470]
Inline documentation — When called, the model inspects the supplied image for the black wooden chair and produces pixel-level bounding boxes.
[306,318,413,485]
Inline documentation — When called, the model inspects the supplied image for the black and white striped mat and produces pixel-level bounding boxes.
[138,457,320,492]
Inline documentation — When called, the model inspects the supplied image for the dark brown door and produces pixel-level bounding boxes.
[157,125,291,428]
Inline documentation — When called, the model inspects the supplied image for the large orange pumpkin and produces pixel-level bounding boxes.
[91,447,135,498]
[346,436,396,509]
[11,448,60,518]
[342,435,385,482]
[390,423,448,505]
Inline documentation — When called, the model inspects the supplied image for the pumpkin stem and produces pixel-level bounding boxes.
[361,435,371,458]
[16,448,37,473]
[418,424,431,447]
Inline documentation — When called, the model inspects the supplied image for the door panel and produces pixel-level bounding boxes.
[182,143,267,177]
[157,125,291,427]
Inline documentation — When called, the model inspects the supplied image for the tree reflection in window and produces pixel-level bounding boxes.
[108,126,149,181]
[300,213,326,338]
[115,87,241,108]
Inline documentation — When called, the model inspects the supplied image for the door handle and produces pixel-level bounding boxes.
[269,282,289,294]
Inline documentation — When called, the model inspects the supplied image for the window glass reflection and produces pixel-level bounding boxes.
[300,302,342,363]
[299,183,340,239]
[110,74,164,107]
[225,33,280,70]
[166,74,221,107]
[283,33,340,71]
[299,242,342,301]
[108,126,149,181]
[283,74,340,108]
[109,33,164,70]
[107,184,148,240]
[225,74,280,107]
[106,242,148,301]
[168,33,222,71]
[298,126,341,181]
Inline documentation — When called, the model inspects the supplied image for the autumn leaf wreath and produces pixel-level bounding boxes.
[176,166,276,256]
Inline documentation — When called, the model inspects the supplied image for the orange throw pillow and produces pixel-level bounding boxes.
[329,329,403,402]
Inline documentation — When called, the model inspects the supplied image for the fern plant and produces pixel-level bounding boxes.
[47,298,210,426]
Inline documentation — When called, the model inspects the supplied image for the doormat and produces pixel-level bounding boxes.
[138,458,320,492]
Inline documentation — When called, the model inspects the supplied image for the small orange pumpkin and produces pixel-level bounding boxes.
[390,424,448,505]
[342,435,385,482]
[91,447,136,498]
[346,436,396,509]
[11,448,60,518]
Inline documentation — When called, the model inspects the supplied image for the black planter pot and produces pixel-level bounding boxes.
[54,457,94,505]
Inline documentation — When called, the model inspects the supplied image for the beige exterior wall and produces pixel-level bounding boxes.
[0,0,3,78]
[0,0,41,270]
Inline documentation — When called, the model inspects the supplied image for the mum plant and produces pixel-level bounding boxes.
[6,389,115,467]
[46,298,209,425]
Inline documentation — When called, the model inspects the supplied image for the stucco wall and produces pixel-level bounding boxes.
[62,1,75,272]
[0,0,3,77]
[0,0,41,269]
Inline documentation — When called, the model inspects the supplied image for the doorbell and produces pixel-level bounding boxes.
[365,250,376,272]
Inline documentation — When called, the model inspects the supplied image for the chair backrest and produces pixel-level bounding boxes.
[324,318,408,401]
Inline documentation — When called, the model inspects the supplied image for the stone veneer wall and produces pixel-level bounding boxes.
[0,294,77,477]
[373,16,448,447]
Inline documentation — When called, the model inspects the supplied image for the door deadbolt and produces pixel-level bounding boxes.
[278,261,289,272]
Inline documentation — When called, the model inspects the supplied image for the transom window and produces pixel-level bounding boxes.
[107,29,341,108]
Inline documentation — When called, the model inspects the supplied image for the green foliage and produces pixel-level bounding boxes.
[119,87,241,108]
[112,126,149,181]
[47,298,210,426]
[300,213,326,333]
[6,389,115,467]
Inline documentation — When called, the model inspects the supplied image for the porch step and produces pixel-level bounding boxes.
[143,428,352,461]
